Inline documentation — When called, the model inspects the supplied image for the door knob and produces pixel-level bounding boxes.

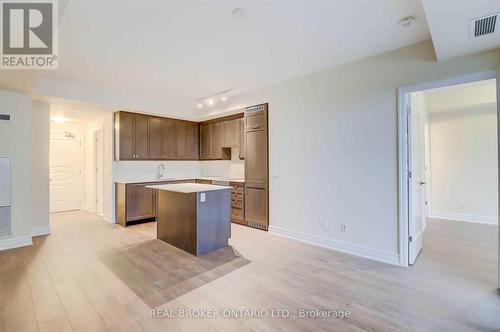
[419,181,426,185]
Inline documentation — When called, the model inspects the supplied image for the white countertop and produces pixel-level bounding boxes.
[146,183,233,193]
[115,177,244,184]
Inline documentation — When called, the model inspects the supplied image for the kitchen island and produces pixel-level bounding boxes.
[146,183,232,256]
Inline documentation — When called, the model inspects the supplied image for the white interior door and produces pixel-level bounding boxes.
[95,130,104,215]
[408,93,426,265]
[50,131,82,213]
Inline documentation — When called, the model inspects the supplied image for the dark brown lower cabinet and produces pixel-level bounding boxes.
[116,180,196,227]
[116,183,156,227]
[230,182,245,224]
[244,187,267,230]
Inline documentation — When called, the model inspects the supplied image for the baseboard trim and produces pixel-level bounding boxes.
[103,213,115,224]
[269,225,400,266]
[32,225,51,237]
[0,236,33,251]
[430,211,497,225]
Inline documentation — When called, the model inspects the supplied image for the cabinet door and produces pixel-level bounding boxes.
[200,123,212,160]
[223,119,239,147]
[245,129,267,187]
[134,114,149,159]
[186,121,199,160]
[239,118,245,159]
[211,121,223,159]
[163,118,177,159]
[118,112,135,160]
[245,187,267,226]
[149,116,164,160]
[245,106,267,130]
[175,120,187,159]
[126,184,156,221]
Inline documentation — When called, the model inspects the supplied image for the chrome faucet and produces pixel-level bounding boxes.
[157,163,166,180]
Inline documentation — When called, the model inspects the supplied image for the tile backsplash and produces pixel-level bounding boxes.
[114,161,202,181]
[201,160,245,179]
[114,160,244,181]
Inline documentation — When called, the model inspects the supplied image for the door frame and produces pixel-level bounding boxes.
[93,128,104,215]
[397,69,498,269]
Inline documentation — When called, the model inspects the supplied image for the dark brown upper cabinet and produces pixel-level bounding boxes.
[175,120,187,159]
[222,119,240,148]
[199,114,244,160]
[134,114,150,159]
[175,120,199,160]
[162,118,177,159]
[115,112,150,160]
[115,111,199,161]
[186,121,200,160]
[211,121,223,159]
[116,112,134,160]
[148,116,164,160]
[200,123,212,160]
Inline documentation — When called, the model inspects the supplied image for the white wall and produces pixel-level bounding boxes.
[199,41,500,265]
[0,91,33,247]
[32,101,51,236]
[84,113,114,222]
[429,104,498,224]
[0,91,51,249]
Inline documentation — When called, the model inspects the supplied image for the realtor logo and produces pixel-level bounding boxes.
[1,0,58,69]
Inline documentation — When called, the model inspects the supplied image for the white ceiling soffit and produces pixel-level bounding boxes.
[422,0,500,61]
[37,0,429,117]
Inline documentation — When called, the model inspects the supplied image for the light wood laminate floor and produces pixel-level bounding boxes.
[0,211,498,331]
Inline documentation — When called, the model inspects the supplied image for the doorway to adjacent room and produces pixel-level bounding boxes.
[398,71,500,290]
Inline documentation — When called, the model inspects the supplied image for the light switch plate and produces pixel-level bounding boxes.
[200,193,206,202]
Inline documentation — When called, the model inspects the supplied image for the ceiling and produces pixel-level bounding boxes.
[423,79,497,113]
[47,99,113,124]
[423,0,500,60]
[37,0,430,115]
[1,0,499,119]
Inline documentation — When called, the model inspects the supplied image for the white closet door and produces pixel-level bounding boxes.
[0,157,11,237]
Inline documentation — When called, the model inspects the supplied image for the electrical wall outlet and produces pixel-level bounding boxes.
[341,224,349,233]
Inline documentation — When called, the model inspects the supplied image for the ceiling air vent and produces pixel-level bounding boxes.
[470,13,498,38]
